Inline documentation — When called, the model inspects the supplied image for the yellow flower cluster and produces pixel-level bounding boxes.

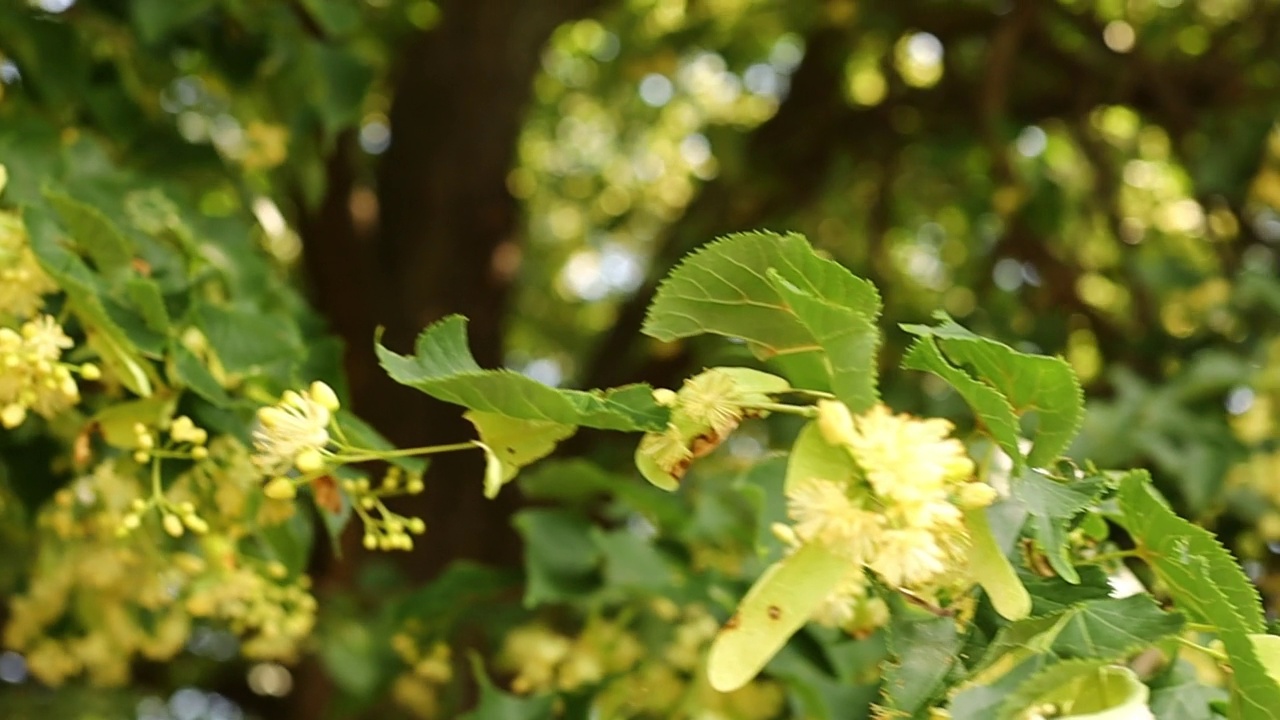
[496,603,785,720]
[4,442,316,686]
[784,402,992,622]
[0,315,96,428]
[0,198,59,320]
[389,633,454,719]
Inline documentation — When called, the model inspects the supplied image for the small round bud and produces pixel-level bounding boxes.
[267,561,288,579]
[184,515,209,535]
[130,498,147,512]
[137,432,155,450]
[407,518,426,535]
[133,450,151,464]
[406,479,424,494]
[956,482,999,510]
[1,403,26,429]
[652,388,678,407]
[264,477,298,500]
[80,363,101,380]
[816,400,857,447]
[191,446,209,460]
[294,448,325,474]
[363,534,378,550]
[163,513,185,538]
[121,513,141,530]
[309,381,341,412]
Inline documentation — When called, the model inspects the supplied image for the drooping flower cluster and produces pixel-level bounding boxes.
[782,401,995,626]
[0,314,97,428]
[4,442,317,686]
[493,602,785,720]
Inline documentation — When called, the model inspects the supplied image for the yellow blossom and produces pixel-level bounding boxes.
[252,384,334,476]
[0,209,59,319]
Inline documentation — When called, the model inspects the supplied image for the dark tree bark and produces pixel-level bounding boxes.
[297,1,606,716]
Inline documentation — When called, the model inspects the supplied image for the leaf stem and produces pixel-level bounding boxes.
[332,441,479,464]
[746,401,818,418]
[1174,635,1227,663]
[1080,549,1141,565]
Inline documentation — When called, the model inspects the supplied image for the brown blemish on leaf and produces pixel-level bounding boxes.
[310,475,343,514]
[724,614,740,630]
[767,605,782,620]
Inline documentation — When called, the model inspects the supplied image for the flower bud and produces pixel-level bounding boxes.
[956,482,999,510]
[264,477,298,500]
[652,388,678,407]
[1,403,26,428]
[309,381,341,412]
[163,513,185,538]
[80,363,101,380]
[816,400,857,447]
[363,534,378,550]
[294,448,325,474]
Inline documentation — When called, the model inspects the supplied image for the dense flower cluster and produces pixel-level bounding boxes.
[0,314,95,429]
[494,603,785,720]
[3,441,317,686]
[0,198,58,319]
[781,402,994,627]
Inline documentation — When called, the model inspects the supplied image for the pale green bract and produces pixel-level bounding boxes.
[705,541,848,693]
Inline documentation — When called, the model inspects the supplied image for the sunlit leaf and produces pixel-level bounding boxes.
[902,312,1083,469]
[378,315,667,431]
[1117,471,1280,716]
[465,410,575,497]
[643,231,881,403]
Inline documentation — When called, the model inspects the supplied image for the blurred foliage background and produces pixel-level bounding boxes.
[2,0,1280,717]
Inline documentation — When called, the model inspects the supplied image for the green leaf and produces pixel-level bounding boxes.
[1049,595,1185,659]
[24,206,155,396]
[193,304,303,374]
[707,541,848,693]
[1002,662,1149,720]
[904,337,1022,464]
[512,508,601,607]
[950,657,1048,720]
[377,316,666,431]
[1013,472,1107,583]
[902,312,1083,469]
[592,527,675,591]
[43,187,132,279]
[1116,472,1280,716]
[92,395,177,449]
[1148,661,1229,720]
[396,561,520,629]
[1249,634,1280,686]
[1020,566,1112,616]
[966,505,1032,621]
[169,343,233,407]
[765,268,879,410]
[642,231,882,401]
[124,277,170,333]
[737,455,791,559]
[465,411,575,498]
[459,654,557,720]
[130,0,216,43]
[881,604,963,714]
